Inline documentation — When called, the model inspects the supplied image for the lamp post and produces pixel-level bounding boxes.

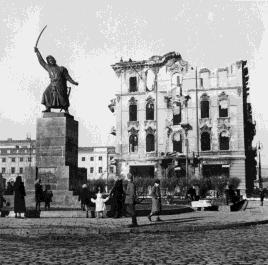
[181,95,192,189]
[257,141,263,189]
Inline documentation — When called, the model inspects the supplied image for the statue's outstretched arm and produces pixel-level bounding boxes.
[34,47,48,70]
[64,68,79,86]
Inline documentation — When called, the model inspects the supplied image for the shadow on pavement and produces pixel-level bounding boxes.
[136,216,205,228]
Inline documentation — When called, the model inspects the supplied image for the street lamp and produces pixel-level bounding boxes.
[257,141,263,189]
[181,122,192,188]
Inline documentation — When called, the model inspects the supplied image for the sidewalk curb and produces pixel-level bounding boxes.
[1,219,268,239]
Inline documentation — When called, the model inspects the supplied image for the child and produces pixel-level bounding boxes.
[91,186,109,218]
[44,187,53,210]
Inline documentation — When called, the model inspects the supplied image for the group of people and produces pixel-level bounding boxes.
[34,179,53,211]
[78,174,163,227]
[78,177,124,220]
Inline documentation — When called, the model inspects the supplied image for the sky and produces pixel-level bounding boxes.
[0,0,268,164]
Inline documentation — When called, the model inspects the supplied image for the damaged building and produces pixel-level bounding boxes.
[109,52,256,194]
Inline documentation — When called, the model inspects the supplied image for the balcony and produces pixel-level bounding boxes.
[127,121,139,132]
[217,117,230,130]
[144,120,156,131]
[199,118,212,129]
[108,98,116,113]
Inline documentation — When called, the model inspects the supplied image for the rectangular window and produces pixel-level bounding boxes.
[28,157,32,162]
[201,101,209,118]
[90,167,94,173]
[177,76,180,86]
[81,157,86,161]
[19,167,23,174]
[98,156,102,161]
[129,77,137,92]
[20,157,24,162]
[219,100,228,118]
[110,167,114,173]
[2,168,5,173]
[129,105,137,121]
[98,167,102,173]
[2,158,6,163]
[200,78,203,87]
[90,157,94,161]
[110,156,114,160]
[11,167,15,174]
[11,157,16,162]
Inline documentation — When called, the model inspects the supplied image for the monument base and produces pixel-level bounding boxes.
[25,112,87,208]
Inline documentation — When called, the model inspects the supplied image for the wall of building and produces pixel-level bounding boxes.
[78,146,116,180]
[111,53,254,191]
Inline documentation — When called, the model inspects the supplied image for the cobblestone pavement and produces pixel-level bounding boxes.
[0,201,267,237]
[0,224,268,265]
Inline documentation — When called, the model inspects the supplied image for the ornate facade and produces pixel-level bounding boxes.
[110,52,256,193]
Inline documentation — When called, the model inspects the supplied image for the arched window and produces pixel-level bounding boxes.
[129,77,137,92]
[146,134,155,152]
[173,102,181,125]
[219,131,230,150]
[201,132,211,151]
[129,104,137,121]
[173,132,182,153]
[129,134,138,153]
[146,102,154,120]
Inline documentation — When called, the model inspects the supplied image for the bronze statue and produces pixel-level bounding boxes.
[34,26,78,113]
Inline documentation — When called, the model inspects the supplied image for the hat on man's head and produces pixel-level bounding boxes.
[127,173,133,181]
[155,179,160,184]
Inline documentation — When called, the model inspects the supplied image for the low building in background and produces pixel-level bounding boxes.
[78,146,116,180]
[0,138,36,183]
[0,138,116,184]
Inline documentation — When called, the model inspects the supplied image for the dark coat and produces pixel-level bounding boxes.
[44,190,53,203]
[35,183,43,202]
[124,181,137,205]
[150,185,161,213]
[78,187,95,207]
[14,182,26,213]
[110,179,124,198]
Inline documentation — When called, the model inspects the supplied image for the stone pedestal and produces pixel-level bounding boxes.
[25,112,86,208]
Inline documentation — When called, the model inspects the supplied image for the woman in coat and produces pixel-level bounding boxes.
[14,176,26,218]
[109,176,124,218]
[148,179,162,222]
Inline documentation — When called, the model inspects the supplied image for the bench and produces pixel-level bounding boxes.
[191,200,212,210]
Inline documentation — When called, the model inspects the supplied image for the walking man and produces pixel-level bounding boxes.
[260,188,265,206]
[124,173,138,227]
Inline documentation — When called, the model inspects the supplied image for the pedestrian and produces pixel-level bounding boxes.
[14,176,26,218]
[78,184,95,218]
[148,179,162,222]
[260,188,265,206]
[35,179,43,211]
[44,187,53,210]
[124,173,138,227]
[78,184,88,211]
[109,175,125,218]
[187,186,196,201]
[91,186,109,218]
